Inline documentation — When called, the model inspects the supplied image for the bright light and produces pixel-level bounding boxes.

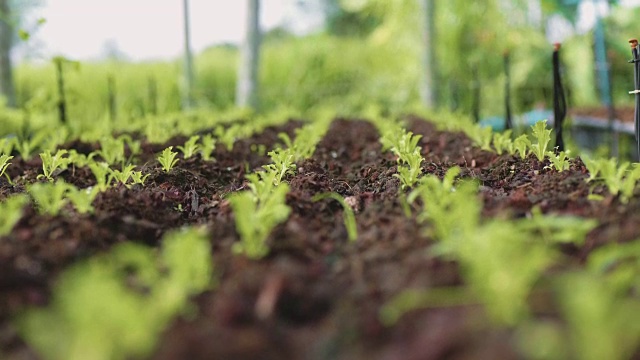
[23,0,288,61]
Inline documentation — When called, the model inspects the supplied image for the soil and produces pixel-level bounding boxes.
[1,116,640,359]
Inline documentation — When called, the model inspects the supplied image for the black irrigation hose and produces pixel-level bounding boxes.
[630,39,640,160]
[552,43,567,153]
[504,52,513,131]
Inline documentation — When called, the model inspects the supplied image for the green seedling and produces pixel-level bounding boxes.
[394,151,423,190]
[229,183,291,259]
[380,287,473,326]
[520,207,597,246]
[118,134,142,162]
[583,156,604,182]
[514,134,531,159]
[468,126,493,152]
[199,134,216,161]
[586,159,640,202]
[177,135,200,159]
[130,171,150,186]
[0,154,13,181]
[531,120,552,161]
[312,192,358,242]
[556,273,640,360]
[492,130,513,155]
[246,171,278,204]
[0,137,14,155]
[263,148,296,186]
[88,162,113,192]
[109,164,137,187]
[38,149,70,181]
[28,180,69,216]
[15,132,45,160]
[0,194,28,235]
[587,241,640,294]
[18,227,213,360]
[96,136,126,165]
[157,146,179,173]
[67,150,96,168]
[66,186,98,214]
[215,124,238,151]
[546,150,571,172]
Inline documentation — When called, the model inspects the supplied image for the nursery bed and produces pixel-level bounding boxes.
[1,116,639,359]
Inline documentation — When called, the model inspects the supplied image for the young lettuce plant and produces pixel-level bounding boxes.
[514,134,531,159]
[467,126,493,152]
[229,183,291,259]
[28,180,70,216]
[0,194,28,235]
[38,149,70,181]
[312,192,358,242]
[492,130,513,155]
[65,186,98,214]
[262,148,296,186]
[157,146,179,173]
[17,227,213,360]
[96,136,126,166]
[0,154,13,181]
[199,134,216,161]
[88,162,113,192]
[395,151,423,190]
[530,120,552,161]
[176,135,200,159]
[556,272,640,360]
[546,150,571,172]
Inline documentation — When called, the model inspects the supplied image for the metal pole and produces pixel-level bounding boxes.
[504,51,513,130]
[182,0,195,110]
[629,39,640,160]
[552,43,567,152]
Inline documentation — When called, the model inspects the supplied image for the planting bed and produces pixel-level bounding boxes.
[1,115,640,359]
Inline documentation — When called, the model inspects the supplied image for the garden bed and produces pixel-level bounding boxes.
[1,115,639,359]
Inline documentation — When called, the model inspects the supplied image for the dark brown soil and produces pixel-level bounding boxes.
[1,116,639,359]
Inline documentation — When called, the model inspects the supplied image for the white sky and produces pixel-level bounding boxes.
[20,0,640,62]
[22,0,290,61]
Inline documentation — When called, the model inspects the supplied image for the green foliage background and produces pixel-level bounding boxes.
[7,0,639,125]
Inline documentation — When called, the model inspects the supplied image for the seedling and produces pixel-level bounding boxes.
[15,132,45,160]
[394,151,423,189]
[28,180,70,216]
[531,120,552,161]
[229,183,291,259]
[96,136,126,165]
[66,186,98,214]
[38,149,70,181]
[0,154,13,180]
[467,126,493,152]
[157,146,179,173]
[263,148,296,186]
[18,227,213,360]
[312,192,358,242]
[130,171,150,186]
[67,150,96,168]
[556,272,640,360]
[177,135,200,159]
[199,134,216,161]
[215,124,239,151]
[546,150,571,172]
[0,194,28,235]
[109,164,137,187]
[0,137,14,155]
[492,130,514,155]
[88,162,113,192]
[514,134,531,159]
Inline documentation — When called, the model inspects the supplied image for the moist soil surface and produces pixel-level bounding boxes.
[1,116,639,359]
